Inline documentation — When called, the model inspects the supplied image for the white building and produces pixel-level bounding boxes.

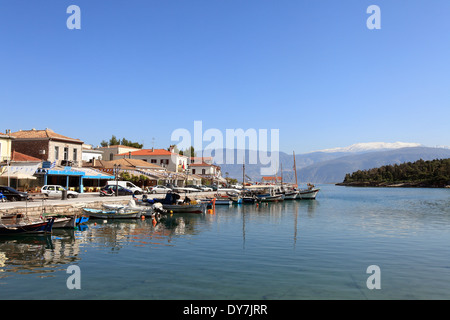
[97,145,141,161]
[82,144,104,162]
[115,147,188,173]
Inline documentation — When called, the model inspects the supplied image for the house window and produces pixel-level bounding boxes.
[192,169,196,174]
[110,153,114,160]
[151,159,157,164]
[64,147,68,160]
[73,148,77,161]
[202,169,206,175]
[55,146,59,160]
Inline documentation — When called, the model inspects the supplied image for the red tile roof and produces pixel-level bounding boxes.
[117,148,186,157]
[11,128,83,143]
[189,162,213,167]
[11,150,41,162]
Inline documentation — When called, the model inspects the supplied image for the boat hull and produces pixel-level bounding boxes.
[297,188,320,199]
[52,216,77,228]
[214,199,233,205]
[83,208,142,219]
[162,203,206,214]
[258,194,285,202]
[0,218,55,235]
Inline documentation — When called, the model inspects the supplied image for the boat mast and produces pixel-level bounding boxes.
[293,151,298,187]
[242,161,245,188]
[280,163,283,188]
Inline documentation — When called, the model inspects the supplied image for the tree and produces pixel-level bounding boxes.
[183,146,196,157]
[100,135,143,148]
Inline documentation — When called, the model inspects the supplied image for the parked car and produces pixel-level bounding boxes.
[148,185,172,194]
[41,185,79,199]
[0,186,29,201]
[99,185,134,196]
[175,186,201,193]
[198,185,213,192]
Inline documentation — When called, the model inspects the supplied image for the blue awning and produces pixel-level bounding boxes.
[36,166,114,180]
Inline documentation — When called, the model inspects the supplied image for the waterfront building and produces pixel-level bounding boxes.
[0,130,14,163]
[8,128,112,192]
[11,128,83,167]
[189,157,226,185]
[82,144,104,162]
[96,145,141,161]
[0,150,41,190]
[115,147,189,173]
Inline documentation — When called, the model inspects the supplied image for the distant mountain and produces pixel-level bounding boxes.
[312,142,422,153]
[297,147,450,183]
[212,145,450,184]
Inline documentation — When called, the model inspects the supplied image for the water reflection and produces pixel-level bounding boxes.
[79,214,215,251]
[0,200,320,276]
[0,229,81,276]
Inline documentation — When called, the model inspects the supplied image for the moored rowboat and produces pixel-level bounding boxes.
[162,203,207,214]
[0,214,55,235]
[83,208,142,219]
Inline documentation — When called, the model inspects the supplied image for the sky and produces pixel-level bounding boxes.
[1,0,449,154]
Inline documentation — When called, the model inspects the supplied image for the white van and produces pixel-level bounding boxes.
[107,181,143,194]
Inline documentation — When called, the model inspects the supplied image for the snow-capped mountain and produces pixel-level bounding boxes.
[312,142,423,154]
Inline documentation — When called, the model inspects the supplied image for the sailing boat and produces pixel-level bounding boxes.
[293,151,320,199]
[277,160,299,200]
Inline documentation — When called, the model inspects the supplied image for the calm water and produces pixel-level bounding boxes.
[1,185,450,300]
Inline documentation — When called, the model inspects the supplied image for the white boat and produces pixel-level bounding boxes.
[283,190,299,200]
[258,193,285,202]
[103,199,155,216]
[297,184,320,200]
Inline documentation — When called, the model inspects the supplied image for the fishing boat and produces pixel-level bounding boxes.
[51,215,77,229]
[297,184,320,200]
[0,213,55,235]
[214,199,233,205]
[139,192,207,214]
[82,208,142,219]
[162,203,207,214]
[283,190,299,199]
[245,185,285,202]
[292,152,320,200]
[103,199,155,216]
[258,193,285,202]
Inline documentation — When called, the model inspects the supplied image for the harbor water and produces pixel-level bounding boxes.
[1,185,449,300]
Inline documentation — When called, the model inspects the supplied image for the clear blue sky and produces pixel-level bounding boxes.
[1,0,449,154]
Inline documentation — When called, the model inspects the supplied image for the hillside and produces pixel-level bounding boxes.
[336,158,450,188]
[215,146,450,184]
[296,147,450,183]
